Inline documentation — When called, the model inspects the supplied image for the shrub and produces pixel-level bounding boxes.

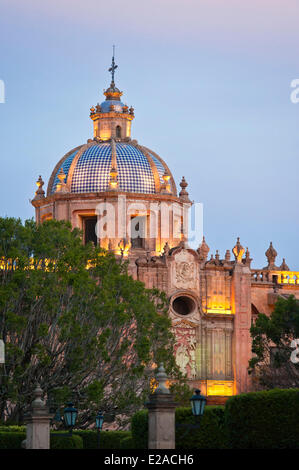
[131,406,227,449]
[50,433,83,449]
[0,425,25,433]
[176,406,227,449]
[74,430,131,449]
[120,436,135,449]
[225,388,299,449]
[0,430,83,449]
[131,409,148,449]
[0,432,26,449]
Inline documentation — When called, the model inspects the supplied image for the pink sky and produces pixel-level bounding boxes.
[4,0,299,49]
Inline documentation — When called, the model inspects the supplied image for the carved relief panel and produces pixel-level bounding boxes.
[173,319,198,379]
[171,250,198,291]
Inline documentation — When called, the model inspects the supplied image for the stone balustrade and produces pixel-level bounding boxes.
[251,270,299,285]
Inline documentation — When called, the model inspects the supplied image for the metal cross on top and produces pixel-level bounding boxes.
[109,45,118,84]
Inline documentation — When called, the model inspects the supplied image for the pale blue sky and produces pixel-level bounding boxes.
[0,0,298,268]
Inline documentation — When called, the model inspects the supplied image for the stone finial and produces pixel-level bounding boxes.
[244,247,252,267]
[265,242,278,269]
[215,250,220,262]
[179,176,190,202]
[30,383,48,416]
[58,167,65,183]
[56,168,68,193]
[160,170,171,194]
[280,258,289,271]
[109,166,118,189]
[232,237,245,263]
[225,250,231,262]
[129,106,134,115]
[34,176,45,200]
[154,363,170,395]
[197,236,210,261]
[90,106,95,115]
[95,103,101,113]
[32,384,44,409]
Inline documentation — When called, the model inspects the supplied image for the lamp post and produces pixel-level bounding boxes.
[95,411,104,449]
[63,402,78,436]
[190,389,207,424]
[176,389,207,437]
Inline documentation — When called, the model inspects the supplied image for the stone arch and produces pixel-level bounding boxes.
[116,125,121,139]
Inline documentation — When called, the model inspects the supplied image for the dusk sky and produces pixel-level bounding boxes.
[0,0,298,268]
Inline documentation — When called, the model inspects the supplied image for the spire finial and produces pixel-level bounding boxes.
[232,237,245,263]
[108,45,118,85]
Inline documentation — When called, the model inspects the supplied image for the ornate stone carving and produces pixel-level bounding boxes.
[197,236,210,262]
[179,176,191,202]
[175,335,196,378]
[175,261,194,284]
[232,237,245,263]
[33,176,45,200]
[265,242,278,270]
[280,258,289,271]
[173,250,197,290]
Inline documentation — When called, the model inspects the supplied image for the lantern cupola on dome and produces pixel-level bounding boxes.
[90,49,134,141]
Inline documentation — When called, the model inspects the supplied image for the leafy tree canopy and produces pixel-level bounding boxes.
[0,217,181,426]
[249,295,299,389]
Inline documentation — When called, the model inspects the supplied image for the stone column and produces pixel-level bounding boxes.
[24,384,52,449]
[231,263,252,394]
[146,363,176,449]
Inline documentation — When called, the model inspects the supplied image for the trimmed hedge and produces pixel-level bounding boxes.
[225,388,299,449]
[0,426,25,433]
[0,428,130,449]
[131,406,227,449]
[50,433,83,449]
[131,410,147,449]
[74,430,131,449]
[0,431,83,449]
[0,432,26,449]
[120,436,135,449]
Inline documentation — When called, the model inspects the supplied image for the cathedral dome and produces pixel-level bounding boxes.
[46,53,176,198]
[47,141,176,196]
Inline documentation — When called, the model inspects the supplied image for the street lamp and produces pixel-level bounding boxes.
[95,411,104,449]
[176,389,207,436]
[190,389,207,421]
[63,402,78,436]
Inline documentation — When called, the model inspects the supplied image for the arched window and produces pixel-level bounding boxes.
[83,217,98,246]
[116,125,121,139]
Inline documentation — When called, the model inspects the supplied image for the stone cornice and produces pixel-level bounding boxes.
[31,190,183,208]
[90,112,134,121]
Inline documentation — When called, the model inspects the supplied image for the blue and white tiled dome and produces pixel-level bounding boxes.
[48,142,176,196]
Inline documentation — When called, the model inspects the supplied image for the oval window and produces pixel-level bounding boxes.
[172,296,195,315]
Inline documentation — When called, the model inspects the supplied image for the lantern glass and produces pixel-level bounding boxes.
[190,389,206,417]
[63,402,78,428]
[95,411,104,430]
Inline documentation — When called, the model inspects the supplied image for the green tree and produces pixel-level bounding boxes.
[249,295,299,389]
[0,217,180,426]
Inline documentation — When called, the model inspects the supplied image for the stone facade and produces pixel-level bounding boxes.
[31,60,299,400]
